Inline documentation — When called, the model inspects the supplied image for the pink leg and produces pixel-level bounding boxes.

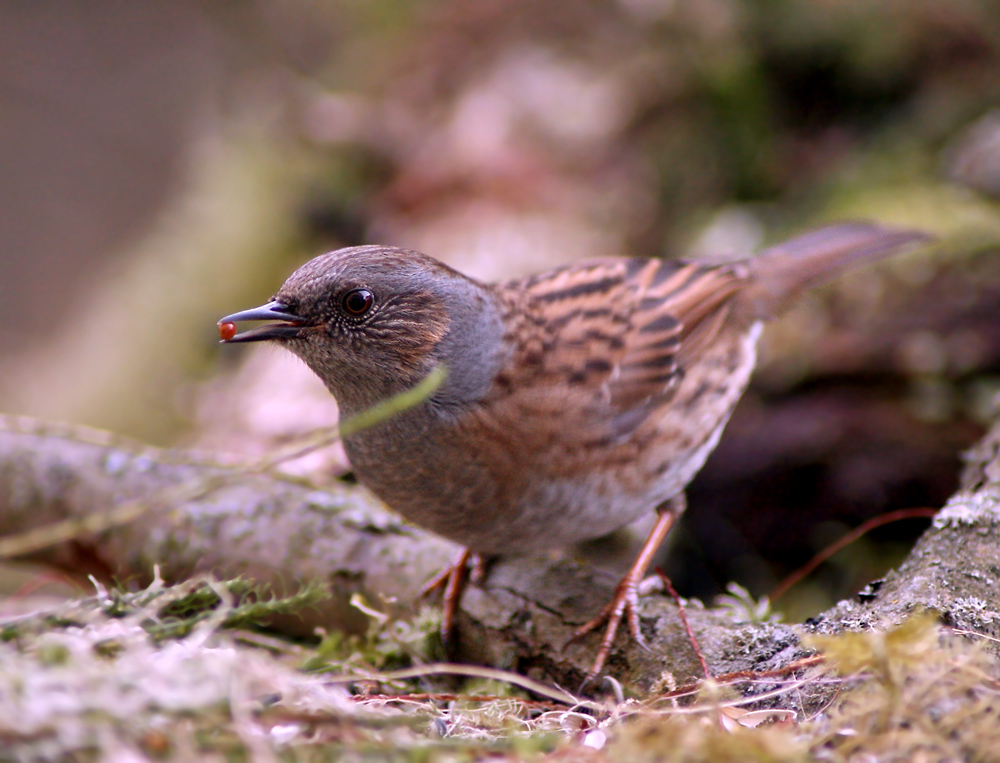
[569,495,685,679]
[421,548,484,647]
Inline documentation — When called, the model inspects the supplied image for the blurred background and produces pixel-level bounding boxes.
[3,0,1000,619]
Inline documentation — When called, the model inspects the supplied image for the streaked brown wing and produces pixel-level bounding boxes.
[506,257,746,438]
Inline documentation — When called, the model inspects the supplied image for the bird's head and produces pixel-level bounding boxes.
[219,245,503,416]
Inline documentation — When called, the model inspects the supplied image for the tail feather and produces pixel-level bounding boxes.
[739,222,933,320]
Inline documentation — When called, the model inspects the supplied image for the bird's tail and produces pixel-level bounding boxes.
[738,222,933,320]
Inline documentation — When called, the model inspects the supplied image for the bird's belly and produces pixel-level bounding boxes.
[348,429,649,554]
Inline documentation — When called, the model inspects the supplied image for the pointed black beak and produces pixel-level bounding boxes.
[218,300,308,343]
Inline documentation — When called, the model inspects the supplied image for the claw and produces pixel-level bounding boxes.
[568,574,645,679]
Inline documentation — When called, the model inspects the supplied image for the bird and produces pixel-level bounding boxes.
[218,222,929,678]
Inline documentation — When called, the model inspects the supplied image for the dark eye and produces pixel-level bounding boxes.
[342,288,374,316]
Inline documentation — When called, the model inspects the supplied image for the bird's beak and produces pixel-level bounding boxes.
[218,300,307,343]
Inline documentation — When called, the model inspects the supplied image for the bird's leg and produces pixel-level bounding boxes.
[420,548,486,647]
[568,494,686,680]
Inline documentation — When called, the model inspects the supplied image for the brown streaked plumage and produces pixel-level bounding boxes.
[219,221,930,679]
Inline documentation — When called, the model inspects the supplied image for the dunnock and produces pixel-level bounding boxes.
[219,222,928,677]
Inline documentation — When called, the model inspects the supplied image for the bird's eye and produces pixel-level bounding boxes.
[342,288,374,316]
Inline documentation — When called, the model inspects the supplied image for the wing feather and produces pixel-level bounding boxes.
[502,257,746,440]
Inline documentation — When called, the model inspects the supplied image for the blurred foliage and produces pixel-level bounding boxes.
[6,0,1000,439]
[296,0,1000,248]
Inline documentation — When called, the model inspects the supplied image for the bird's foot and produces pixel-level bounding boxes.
[566,572,647,683]
[566,504,682,683]
[420,548,485,648]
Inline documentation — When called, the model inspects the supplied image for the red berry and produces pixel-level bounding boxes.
[218,322,237,341]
